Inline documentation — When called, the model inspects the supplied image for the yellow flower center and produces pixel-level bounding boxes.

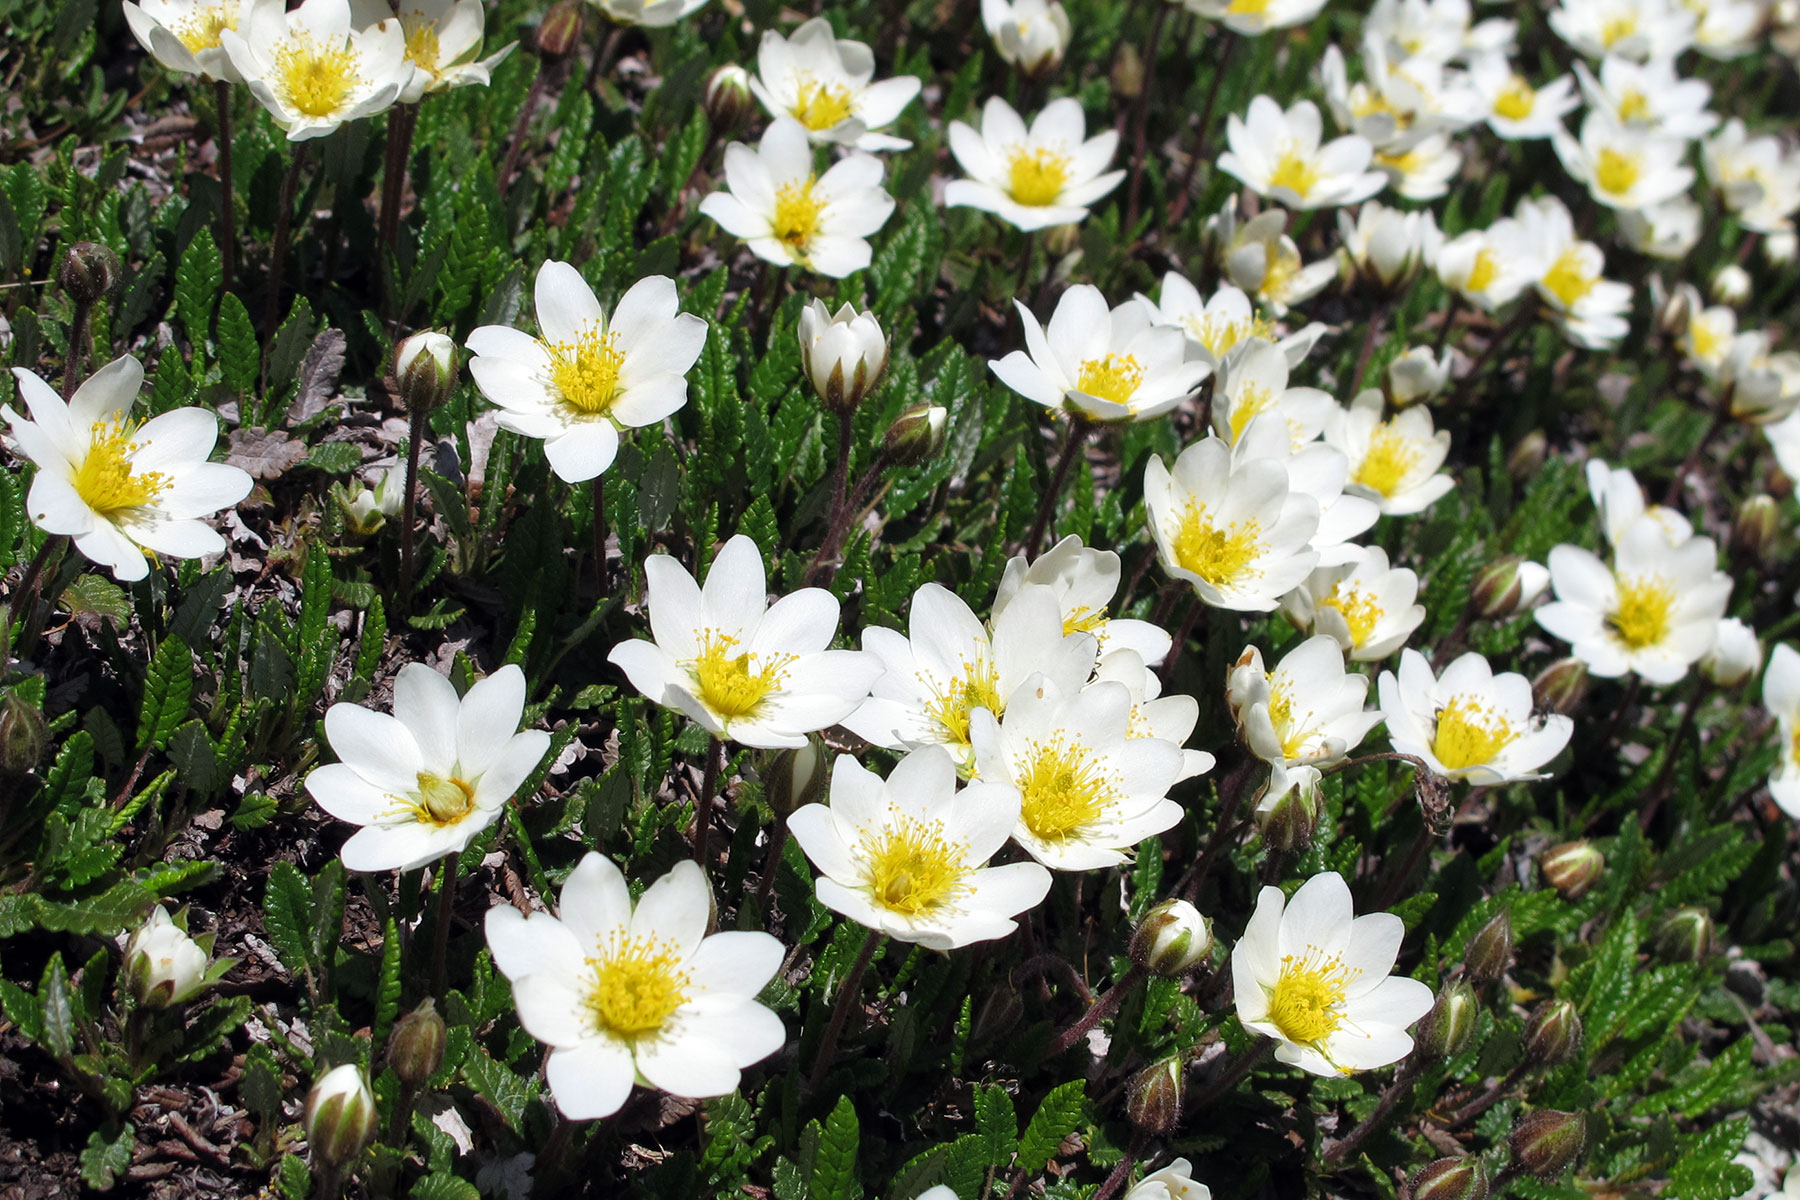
[1018,735,1119,844]
[1320,583,1384,647]
[792,76,856,131]
[546,328,628,418]
[1617,88,1651,123]
[1007,147,1071,207]
[1686,316,1727,365]
[1539,246,1596,308]
[1493,77,1537,122]
[1266,953,1351,1047]
[1607,575,1676,650]
[1601,12,1638,45]
[1352,423,1421,498]
[1172,503,1264,590]
[1790,724,1800,770]
[73,419,170,517]
[1594,147,1641,199]
[922,656,1005,749]
[864,815,968,916]
[1265,678,1316,761]
[272,33,363,119]
[414,771,477,824]
[1227,381,1278,443]
[1464,248,1500,295]
[688,631,790,720]
[1430,695,1519,770]
[1227,0,1271,12]
[402,16,441,69]
[1185,312,1274,358]
[772,177,825,254]
[1376,147,1426,178]
[1075,353,1145,406]
[175,4,237,53]
[585,936,690,1039]
[1260,248,1300,301]
[1267,147,1321,200]
[1063,606,1109,636]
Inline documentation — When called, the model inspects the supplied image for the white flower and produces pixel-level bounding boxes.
[1704,119,1800,234]
[1702,617,1761,686]
[1125,1157,1211,1200]
[970,676,1185,871]
[1324,390,1454,516]
[1320,40,1486,150]
[699,117,895,276]
[1585,458,1693,548]
[466,264,705,483]
[1617,197,1704,260]
[1717,332,1800,425]
[351,0,513,103]
[221,0,410,141]
[1173,0,1327,36]
[1233,871,1435,1075]
[1467,55,1579,140]
[1090,650,1216,781]
[798,300,889,412]
[748,18,920,152]
[1536,516,1733,684]
[843,582,1096,771]
[1765,408,1800,480]
[787,748,1052,948]
[1373,135,1466,202]
[3,356,252,582]
[989,285,1208,422]
[1679,298,1740,373]
[1337,202,1441,293]
[1207,203,1340,315]
[1366,0,1517,63]
[1211,339,1338,448]
[1434,228,1536,311]
[1283,546,1426,661]
[307,663,551,872]
[124,905,215,1008]
[1220,97,1386,211]
[981,0,1071,77]
[1144,437,1321,612]
[607,535,882,749]
[1763,643,1800,816]
[1689,0,1765,55]
[1573,57,1718,140]
[1510,195,1633,349]
[944,96,1124,231]
[1546,0,1696,60]
[1554,113,1695,211]
[1231,413,1380,567]
[994,534,1173,665]
[124,0,256,80]
[1711,263,1753,305]
[588,0,708,27]
[1133,275,1324,373]
[1379,649,1574,782]
[1227,636,1385,769]
[1768,230,1799,265]
[485,853,783,1119]
[1386,346,1453,405]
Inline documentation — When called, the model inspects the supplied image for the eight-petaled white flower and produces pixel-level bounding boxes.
[748,17,921,151]
[1324,390,1454,516]
[980,0,1071,77]
[349,0,515,103]
[221,0,410,141]
[994,535,1174,666]
[1227,637,1386,769]
[1378,649,1575,782]
[944,96,1124,231]
[124,0,257,80]
[1220,97,1386,211]
[1282,546,1426,662]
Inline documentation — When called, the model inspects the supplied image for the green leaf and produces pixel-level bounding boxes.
[810,1094,861,1200]
[461,1044,534,1135]
[411,1175,482,1200]
[301,441,364,474]
[79,1122,134,1191]
[40,953,74,1059]
[975,1083,1017,1168]
[263,861,312,976]
[372,918,402,1048]
[1667,1117,1754,1200]
[175,229,221,339]
[58,574,130,627]
[1017,1082,1085,1174]
[217,292,258,393]
[137,635,193,752]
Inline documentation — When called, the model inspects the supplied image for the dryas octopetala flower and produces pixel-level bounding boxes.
[1124,1157,1211,1200]
[354,0,514,103]
[1386,346,1454,405]
[1573,57,1718,140]
[1227,637,1386,769]
[1318,39,1484,152]
[1230,413,1380,568]
[1546,0,1696,60]
[981,0,1072,77]
[1324,390,1454,516]
[993,535,1173,666]
[1434,228,1535,311]
[1336,202,1440,293]
[943,96,1124,231]
[1133,275,1325,373]
[1220,97,1386,211]
[124,0,256,80]
[1511,195,1633,349]
[969,675,1186,871]
[1373,134,1465,203]
[1763,643,1800,817]
[989,285,1208,423]
[1378,649,1574,782]
[1282,546,1426,662]
[1536,515,1733,685]
[587,0,708,26]
[1553,112,1695,211]
[3,356,253,582]
[607,535,883,749]
[1233,871,1435,1076]
[1716,332,1800,426]
[843,582,1096,772]
[1704,120,1800,235]
[124,905,228,1008]
[1367,0,1518,62]
[1090,649,1216,782]
[747,17,921,151]
[466,262,707,483]
[221,0,410,141]
[699,117,895,276]
[1701,617,1761,687]
[1205,199,1340,315]
[798,299,889,413]
[1467,54,1579,140]
[787,747,1053,949]
[1172,0,1327,36]
[1618,197,1703,260]
[485,853,784,1120]
[306,663,550,872]
[1211,339,1338,448]
[1585,458,1692,548]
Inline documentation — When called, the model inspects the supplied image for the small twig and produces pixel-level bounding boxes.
[1165,31,1235,230]
[429,851,460,999]
[500,62,549,192]
[1124,2,1170,234]
[1045,963,1146,1057]
[1187,1038,1273,1109]
[260,143,310,389]
[397,405,428,608]
[591,474,609,596]
[1351,300,1390,397]
[1436,1061,1528,1130]
[1323,1055,1424,1166]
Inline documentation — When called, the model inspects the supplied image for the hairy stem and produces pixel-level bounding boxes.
[1166,31,1235,230]
[1046,963,1146,1057]
[1124,2,1170,234]
[1323,1055,1423,1165]
[261,143,309,390]
[1023,416,1090,557]
[61,298,92,400]
[215,80,236,297]
[429,850,460,1000]
[808,928,882,1091]
[398,406,428,607]
[693,736,724,868]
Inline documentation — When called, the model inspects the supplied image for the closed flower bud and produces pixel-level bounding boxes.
[1129,899,1212,977]
[763,735,827,818]
[305,1063,377,1171]
[0,691,47,775]
[395,331,458,415]
[124,905,213,1009]
[1409,1156,1489,1200]
[1522,999,1582,1067]
[1506,430,1548,482]
[1701,618,1760,687]
[1652,907,1714,963]
[59,242,120,305]
[1387,345,1453,407]
[1767,229,1798,266]
[1731,494,1779,562]
[1254,763,1321,852]
[1653,281,1698,337]
[1420,980,1479,1057]
[1539,840,1603,901]
[386,999,447,1088]
[1111,41,1143,100]
[1126,1058,1183,1135]
[884,404,947,466]
[1510,1110,1586,1179]
[1711,264,1752,306]
[1469,556,1525,619]
[799,300,888,414]
[1531,658,1588,716]
[534,0,582,59]
[1465,909,1513,985]
[704,64,755,133]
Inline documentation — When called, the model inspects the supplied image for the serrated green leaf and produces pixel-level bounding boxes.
[1017,1081,1086,1174]
[810,1094,860,1200]
[79,1122,133,1191]
[138,635,193,752]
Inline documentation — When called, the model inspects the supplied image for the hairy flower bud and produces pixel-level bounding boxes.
[799,300,888,414]
[1126,1058,1183,1135]
[387,999,447,1088]
[1255,763,1321,852]
[1539,840,1603,902]
[306,1063,377,1171]
[1710,264,1752,306]
[1510,1110,1586,1179]
[1419,980,1479,1057]
[59,242,120,305]
[124,905,213,1009]
[1522,999,1582,1067]
[704,64,755,133]
[1701,618,1761,687]
[1469,557,1548,620]
[1129,899,1212,977]
[1731,494,1779,563]
[1531,658,1588,716]
[884,404,947,466]
[1464,909,1513,986]
[1387,345,1453,407]
[763,735,827,818]
[1653,908,1714,964]
[1110,41,1143,100]
[395,331,458,415]
[0,691,47,776]
[1409,1156,1489,1200]
[1506,430,1548,482]
[534,0,582,59]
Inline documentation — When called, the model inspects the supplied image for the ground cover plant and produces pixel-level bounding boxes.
[0,0,1798,1195]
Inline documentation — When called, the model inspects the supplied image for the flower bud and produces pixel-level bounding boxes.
[1731,494,1779,562]
[386,999,447,1088]
[1468,556,1526,620]
[124,905,212,1009]
[884,404,948,466]
[1711,264,1752,306]
[1409,1156,1489,1200]
[704,64,755,133]
[763,735,827,818]
[0,690,47,775]
[1506,430,1548,482]
[1254,762,1321,852]
[1510,1110,1586,1179]
[395,331,458,415]
[59,242,120,305]
[1652,907,1714,964]
[1129,898,1212,977]
[1653,281,1698,337]
[1531,658,1588,716]
[1464,909,1513,986]
[1110,41,1143,100]
[1522,998,1582,1067]
[1126,1058,1183,1135]
[987,0,1071,78]
[306,1063,377,1170]
[1419,980,1479,1057]
[534,0,582,59]
[1539,840,1603,902]
[799,301,888,414]
[1701,618,1760,687]
[1387,345,1453,407]
[1767,229,1798,266]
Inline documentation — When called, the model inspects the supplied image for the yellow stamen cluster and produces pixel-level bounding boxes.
[923,657,1005,748]
[1540,246,1597,308]
[1617,88,1651,123]
[1493,77,1537,122]
[413,771,477,825]
[1320,583,1384,648]
[402,16,441,70]
[689,631,791,720]
[1006,147,1071,207]
[1062,606,1109,637]
[174,4,236,53]
[1018,735,1119,844]
[1266,678,1314,761]
[1601,12,1638,46]
[1227,382,1278,443]
[1607,575,1676,650]
[1226,0,1272,13]
[1172,503,1265,590]
[1075,354,1145,407]
[1267,147,1322,200]
[864,816,968,916]
[1353,424,1421,498]
[1463,248,1501,295]
[1266,952,1351,1047]
[272,33,363,119]
[772,178,825,253]
[547,327,628,417]
[1593,147,1642,198]
[585,937,691,1039]
[792,77,856,131]
[1185,312,1275,359]
[74,419,169,517]
[1431,695,1519,770]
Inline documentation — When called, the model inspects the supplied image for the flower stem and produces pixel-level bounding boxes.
[1178,756,1256,903]
[378,104,417,254]
[1092,1140,1142,1200]
[429,850,460,1000]
[1662,383,1734,507]
[753,811,790,928]
[591,474,608,596]
[215,79,236,297]
[500,61,548,193]
[260,143,309,391]
[7,533,68,656]
[1023,416,1090,557]
[1351,300,1390,397]
[61,298,92,401]
[1323,1055,1423,1166]
[1639,678,1710,833]
[1015,229,1036,299]
[1433,293,1463,354]
[397,405,428,609]
[693,736,724,868]
[1438,1061,1528,1130]
[1124,1,1170,235]
[807,928,882,1092]
[1166,30,1235,231]
[1187,1037,1272,1109]
[1045,962,1146,1058]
